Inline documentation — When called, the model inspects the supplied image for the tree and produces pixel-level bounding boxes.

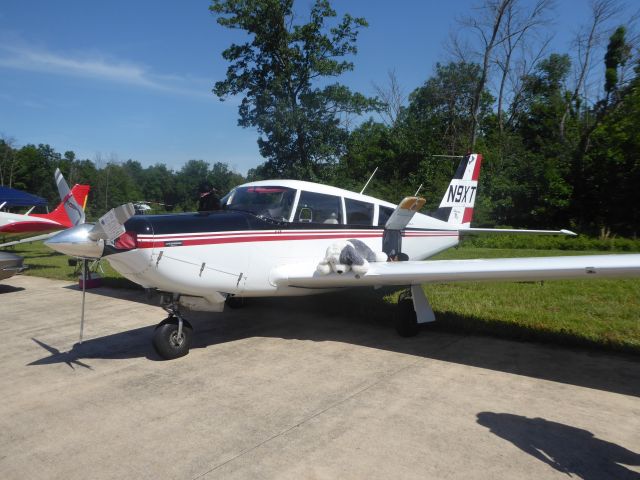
[211,0,377,179]
[0,136,17,187]
[560,0,618,140]
[404,62,494,158]
[372,70,406,127]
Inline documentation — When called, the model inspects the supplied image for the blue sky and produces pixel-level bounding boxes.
[0,1,625,174]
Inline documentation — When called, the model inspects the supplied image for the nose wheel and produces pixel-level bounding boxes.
[154,295,193,359]
[153,316,193,359]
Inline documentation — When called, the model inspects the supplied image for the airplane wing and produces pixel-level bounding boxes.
[271,254,640,289]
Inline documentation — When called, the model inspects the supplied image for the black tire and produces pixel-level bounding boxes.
[225,296,245,309]
[153,317,193,359]
[395,297,419,337]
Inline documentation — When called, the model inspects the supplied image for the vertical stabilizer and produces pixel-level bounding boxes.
[432,153,482,227]
[32,170,89,227]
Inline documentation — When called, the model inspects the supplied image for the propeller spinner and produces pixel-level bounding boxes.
[45,203,136,258]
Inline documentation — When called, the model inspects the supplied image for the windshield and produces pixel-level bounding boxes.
[222,186,296,222]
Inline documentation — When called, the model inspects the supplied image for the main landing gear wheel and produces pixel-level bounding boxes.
[394,294,419,337]
[153,316,193,360]
[225,295,245,309]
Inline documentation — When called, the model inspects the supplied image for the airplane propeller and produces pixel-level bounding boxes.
[45,203,136,343]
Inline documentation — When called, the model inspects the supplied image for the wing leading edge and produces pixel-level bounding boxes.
[272,254,640,289]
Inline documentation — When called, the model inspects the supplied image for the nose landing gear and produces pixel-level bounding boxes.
[154,295,193,359]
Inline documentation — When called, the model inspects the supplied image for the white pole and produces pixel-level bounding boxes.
[360,167,379,195]
[79,258,86,344]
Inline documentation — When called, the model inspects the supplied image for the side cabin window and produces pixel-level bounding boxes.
[221,186,296,222]
[295,191,342,224]
[377,206,394,226]
[345,198,374,226]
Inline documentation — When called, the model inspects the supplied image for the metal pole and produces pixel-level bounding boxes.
[79,258,86,344]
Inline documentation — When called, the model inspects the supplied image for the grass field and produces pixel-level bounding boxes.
[7,241,640,353]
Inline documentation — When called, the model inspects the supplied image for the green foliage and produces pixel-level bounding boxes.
[404,62,493,156]
[211,0,378,179]
[604,26,630,95]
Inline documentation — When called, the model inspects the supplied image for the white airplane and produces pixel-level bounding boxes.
[0,171,90,247]
[45,154,640,359]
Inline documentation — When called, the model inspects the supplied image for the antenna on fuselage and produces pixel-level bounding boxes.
[360,167,379,195]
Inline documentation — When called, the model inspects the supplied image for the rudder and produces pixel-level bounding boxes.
[32,170,89,227]
[432,153,482,227]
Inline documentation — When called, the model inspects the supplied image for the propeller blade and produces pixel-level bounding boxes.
[88,203,135,241]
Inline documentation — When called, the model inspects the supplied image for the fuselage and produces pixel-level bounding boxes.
[105,180,459,299]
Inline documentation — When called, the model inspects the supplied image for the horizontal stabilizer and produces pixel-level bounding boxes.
[385,196,426,230]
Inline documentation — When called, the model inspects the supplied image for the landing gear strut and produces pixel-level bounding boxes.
[154,295,193,359]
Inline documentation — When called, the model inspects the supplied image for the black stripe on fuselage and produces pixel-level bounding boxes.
[123,210,446,235]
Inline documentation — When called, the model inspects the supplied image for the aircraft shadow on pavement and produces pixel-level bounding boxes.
[0,284,25,294]
[477,412,640,480]
[28,289,640,397]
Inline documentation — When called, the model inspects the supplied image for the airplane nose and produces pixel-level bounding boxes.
[45,224,105,258]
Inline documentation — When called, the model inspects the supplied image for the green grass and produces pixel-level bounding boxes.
[7,242,640,353]
[416,247,640,353]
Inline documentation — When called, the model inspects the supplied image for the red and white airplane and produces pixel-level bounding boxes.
[0,170,90,246]
[45,154,640,359]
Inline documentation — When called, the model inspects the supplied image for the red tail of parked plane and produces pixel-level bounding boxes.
[31,184,90,228]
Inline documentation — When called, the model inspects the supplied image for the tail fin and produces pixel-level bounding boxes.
[32,170,90,227]
[432,153,482,227]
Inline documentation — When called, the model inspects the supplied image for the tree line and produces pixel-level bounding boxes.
[0,142,244,218]
[2,0,639,236]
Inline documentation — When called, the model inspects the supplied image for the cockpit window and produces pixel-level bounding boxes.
[221,186,296,221]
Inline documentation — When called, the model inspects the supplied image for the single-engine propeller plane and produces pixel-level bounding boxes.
[45,154,640,359]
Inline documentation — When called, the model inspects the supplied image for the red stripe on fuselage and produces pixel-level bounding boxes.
[137,233,383,249]
[135,231,458,249]
[140,229,384,241]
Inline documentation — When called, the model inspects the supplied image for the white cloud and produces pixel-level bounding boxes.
[0,44,213,99]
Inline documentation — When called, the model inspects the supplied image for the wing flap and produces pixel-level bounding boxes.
[272,254,640,289]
